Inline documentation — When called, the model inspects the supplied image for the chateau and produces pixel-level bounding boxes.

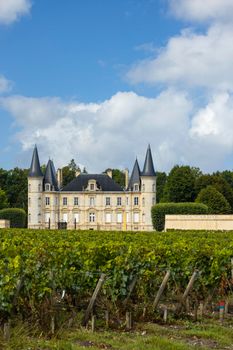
[28,145,156,231]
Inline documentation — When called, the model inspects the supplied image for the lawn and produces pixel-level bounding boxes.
[1,318,233,350]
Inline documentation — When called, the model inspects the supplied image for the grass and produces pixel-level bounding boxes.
[1,318,233,350]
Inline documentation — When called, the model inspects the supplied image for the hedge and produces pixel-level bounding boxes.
[0,208,26,228]
[151,202,209,231]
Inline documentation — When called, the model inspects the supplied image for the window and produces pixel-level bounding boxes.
[38,213,41,223]
[152,197,156,205]
[133,212,139,223]
[126,197,129,206]
[142,197,145,206]
[55,197,58,206]
[63,213,68,222]
[126,212,130,223]
[28,184,31,192]
[134,197,139,206]
[45,213,50,223]
[106,197,111,206]
[117,197,122,206]
[28,197,31,206]
[134,184,139,191]
[63,197,68,206]
[105,213,111,223]
[45,184,50,191]
[38,184,41,192]
[74,213,79,223]
[28,213,31,223]
[90,197,95,206]
[45,197,50,206]
[152,184,156,192]
[74,197,79,206]
[117,212,122,223]
[89,212,95,222]
[142,184,145,192]
[90,183,95,190]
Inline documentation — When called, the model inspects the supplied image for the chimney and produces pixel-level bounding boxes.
[75,167,81,177]
[106,168,112,178]
[124,168,129,189]
[57,168,63,188]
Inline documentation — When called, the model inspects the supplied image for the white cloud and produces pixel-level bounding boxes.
[0,89,233,172]
[0,90,194,172]
[127,24,233,91]
[0,75,12,93]
[0,0,31,25]
[190,92,233,148]
[2,90,233,173]
[169,0,233,23]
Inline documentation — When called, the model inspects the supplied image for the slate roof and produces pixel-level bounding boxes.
[141,145,156,176]
[128,159,141,191]
[28,145,44,177]
[44,159,59,191]
[61,174,124,192]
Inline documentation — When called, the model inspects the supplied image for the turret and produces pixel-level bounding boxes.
[28,145,44,229]
[140,145,156,230]
[128,159,141,191]
[44,159,58,191]
[44,159,59,229]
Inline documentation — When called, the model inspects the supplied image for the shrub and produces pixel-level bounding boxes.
[196,185,231,214]
[151,202,209,231]
[0,208,26,228]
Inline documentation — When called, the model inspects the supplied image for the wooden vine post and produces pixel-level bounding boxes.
[82,273,106,327]
[176,270,199,313]
[153,270,170,310]
[123,276,138,305]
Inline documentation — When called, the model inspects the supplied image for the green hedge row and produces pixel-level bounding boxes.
[151,202,209,231]
[0,208,26,228]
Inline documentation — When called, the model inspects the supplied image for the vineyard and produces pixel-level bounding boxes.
[0,228,233,331]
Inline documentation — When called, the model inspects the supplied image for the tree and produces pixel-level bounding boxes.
[156,172,167,203]
[195,174,233,211]
[6,168,28,210]
[62,159,78,187]
[0,189,9,209]
[68,159,78,172]
[0,168,8,192]
[161,165,196,202]
[112,169,125,188]
[196,185,231,214]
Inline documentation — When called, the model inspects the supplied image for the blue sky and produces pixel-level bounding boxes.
[1,0,233,173]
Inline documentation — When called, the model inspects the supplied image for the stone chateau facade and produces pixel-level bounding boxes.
[28,145,156,231]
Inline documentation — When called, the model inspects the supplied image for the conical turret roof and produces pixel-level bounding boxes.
[44,159,58,191]
[141,145,156,176]
[128,158,141,190]
[28,145,43,177]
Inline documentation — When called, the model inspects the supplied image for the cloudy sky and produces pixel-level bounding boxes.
[0,0,233,174]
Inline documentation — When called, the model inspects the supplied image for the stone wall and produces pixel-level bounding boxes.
[165,215,233,231]
[0,220,10,228]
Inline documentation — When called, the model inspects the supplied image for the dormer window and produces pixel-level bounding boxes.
[45,183,50,191]
[87,179,97,191]
[134,184,139,192]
